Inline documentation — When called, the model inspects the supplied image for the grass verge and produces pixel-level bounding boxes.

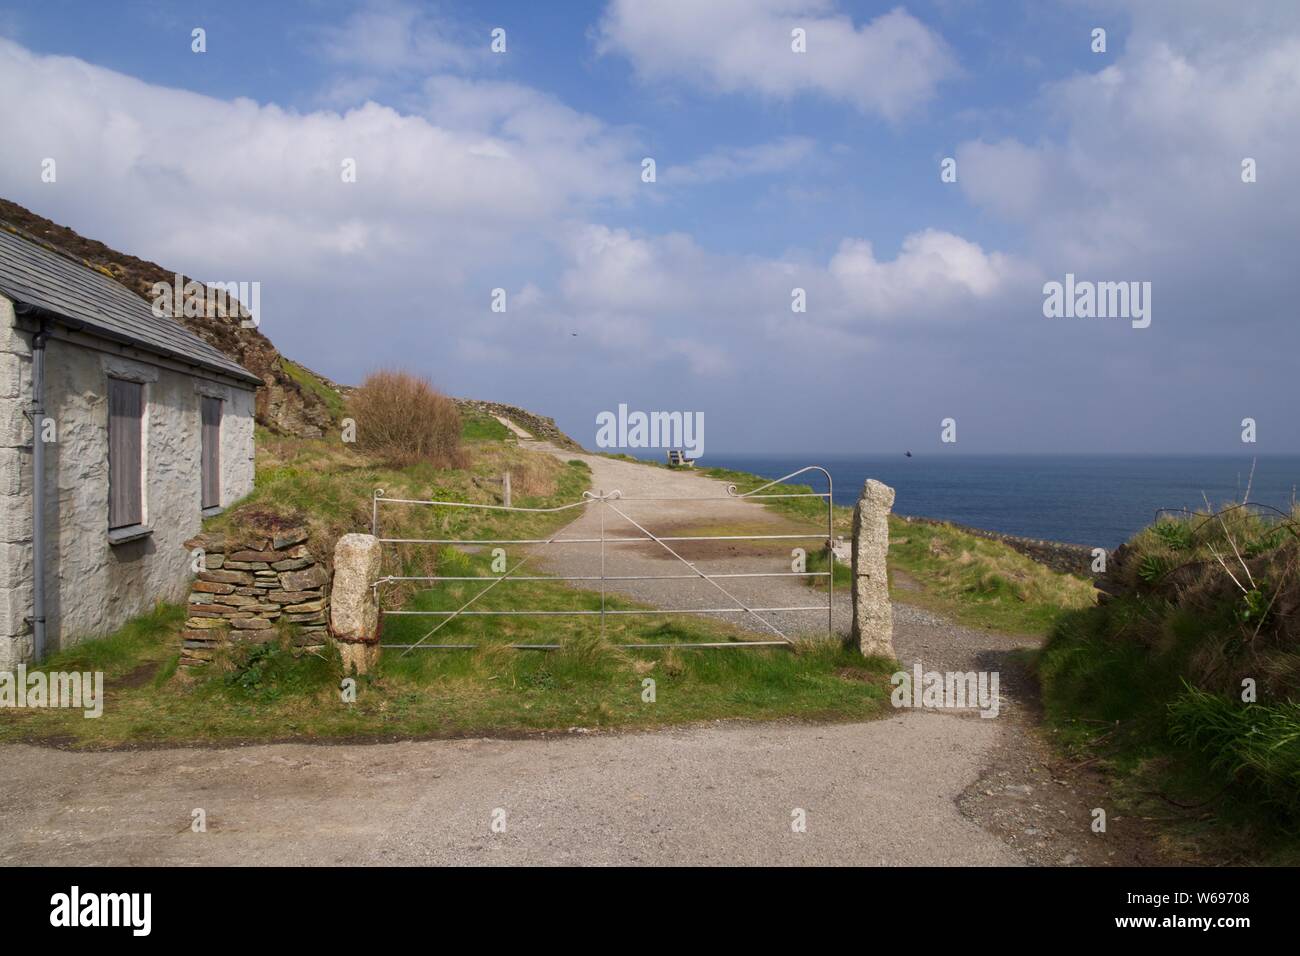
[0,598,894,747]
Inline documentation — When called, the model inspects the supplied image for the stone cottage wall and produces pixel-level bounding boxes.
[179,528,330,665]
[0,295,33,668]
[0,294,257,667]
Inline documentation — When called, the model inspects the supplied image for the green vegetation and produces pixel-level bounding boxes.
[0,596,893,747]
[28,603,186,686]
[280,358,346,422]
[804,546,852,590]
[208,430,592,580]
[460,407,512,443]
[887,519,1095,634]
[1038,504,1300,862]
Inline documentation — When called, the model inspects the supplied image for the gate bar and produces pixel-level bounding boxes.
[374,464,837,649]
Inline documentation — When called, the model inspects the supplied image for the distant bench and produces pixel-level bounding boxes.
[666,450,695,468]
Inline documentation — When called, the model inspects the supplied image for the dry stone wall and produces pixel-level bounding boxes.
[179,527,329,665]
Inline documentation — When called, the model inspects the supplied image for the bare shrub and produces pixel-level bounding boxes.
[348,369,463,468]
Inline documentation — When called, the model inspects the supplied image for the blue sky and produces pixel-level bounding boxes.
[1,1,1297,454]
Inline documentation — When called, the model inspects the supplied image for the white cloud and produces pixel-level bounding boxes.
[315,0,481,74]
[829,230,1028,317]
[595,0,957,119]
[553,223,1024,344]
[665,137,816,185]
[0,37,639,273]
[957,9,1300,284]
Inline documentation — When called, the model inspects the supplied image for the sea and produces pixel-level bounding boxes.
[690,454,1300,549]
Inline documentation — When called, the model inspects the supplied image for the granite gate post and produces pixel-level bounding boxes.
[850,479,896,658]
[329,533,383,674]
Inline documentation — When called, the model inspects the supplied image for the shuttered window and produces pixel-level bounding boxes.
[201,396,222,510]
[108,379,144,530]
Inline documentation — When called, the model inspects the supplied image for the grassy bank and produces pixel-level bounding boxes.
[1037,505,1300,862]
[208,420,591,580]
[701,465,1095,635]
[0,598,893,747]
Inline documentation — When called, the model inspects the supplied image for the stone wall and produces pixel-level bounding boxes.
[179,528,330,665]
[896,515,1100,579]
[1,295,257,668]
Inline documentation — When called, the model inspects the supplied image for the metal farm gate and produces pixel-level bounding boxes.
[370,466,836,653]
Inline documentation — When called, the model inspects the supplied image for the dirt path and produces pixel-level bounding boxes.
[0,438,1161,866]
[522,442,849,640]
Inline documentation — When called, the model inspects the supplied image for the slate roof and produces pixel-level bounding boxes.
[0,225,262,386]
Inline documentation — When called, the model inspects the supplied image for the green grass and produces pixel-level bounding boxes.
[33,603,185,682]
[886,518,1095,635]
[460,408,512,443]
[0,431,902,748]
[804,546,852,590]
[0,596,894,747]
[280,358,346,422]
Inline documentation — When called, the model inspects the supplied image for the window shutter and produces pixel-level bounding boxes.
[108,379,144,529]
[201,396,222,510]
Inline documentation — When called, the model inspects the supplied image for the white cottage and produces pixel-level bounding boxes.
[0,226,261,666]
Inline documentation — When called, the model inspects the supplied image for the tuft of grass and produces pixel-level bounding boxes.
[1168,684,1300,815]
[804,546,852,590]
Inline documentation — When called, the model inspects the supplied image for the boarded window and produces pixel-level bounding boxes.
[108,379,144,529]
[201,396,222,510]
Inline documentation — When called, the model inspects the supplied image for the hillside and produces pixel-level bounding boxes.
[0,197,339,437]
